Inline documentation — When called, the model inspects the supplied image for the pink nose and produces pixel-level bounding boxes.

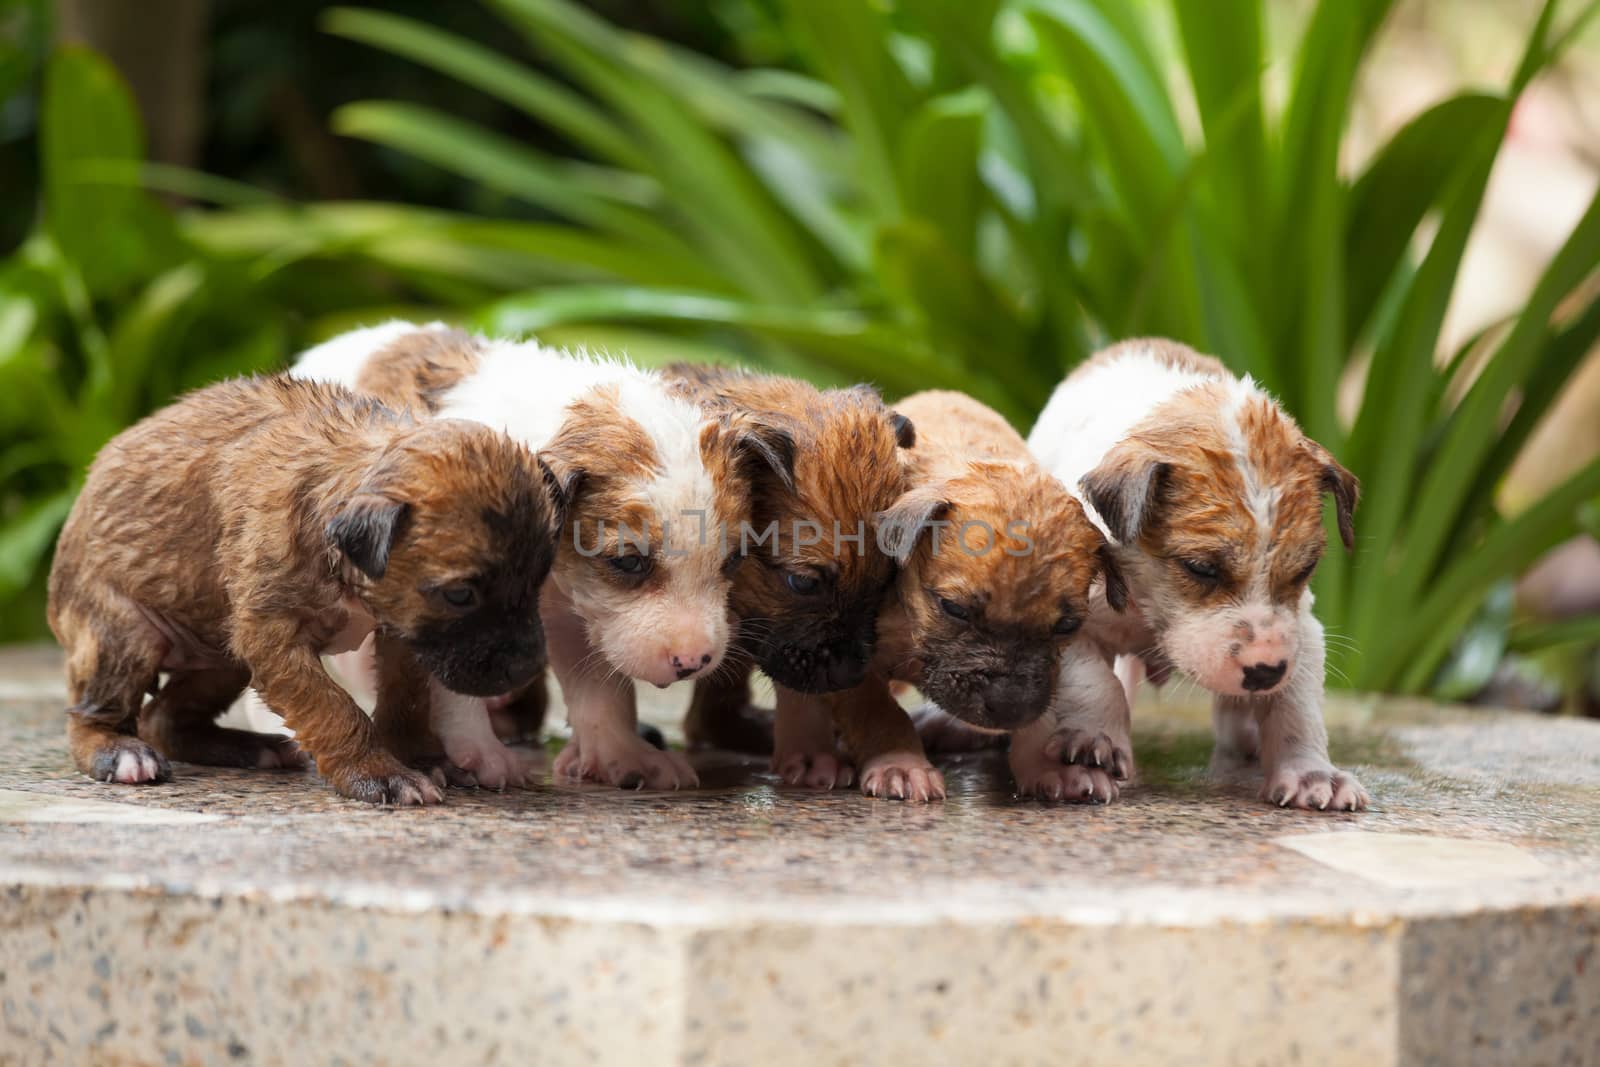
[669,650,714,680]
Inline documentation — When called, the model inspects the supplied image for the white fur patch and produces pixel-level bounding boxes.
[1220,376,1280,549]
[290,319,451,390]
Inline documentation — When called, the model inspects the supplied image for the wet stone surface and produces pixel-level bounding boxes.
[2,644,1597,1066]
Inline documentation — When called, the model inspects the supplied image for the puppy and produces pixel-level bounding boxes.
[811,390,1125,801]
[293,323,787,790]
[1021,338,1367,810]
[47,375,553,805]
[666,365,913,787]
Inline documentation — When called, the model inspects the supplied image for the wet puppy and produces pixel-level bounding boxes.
[1023,338,1366,810]
[294,323,783,790]
[666,365,912,787]
[47,375,552,804]
[818,390,1124,801]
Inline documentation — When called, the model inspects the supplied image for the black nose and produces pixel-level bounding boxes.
[1241,660,1287,692]
[823,655,867,690]
[981,679,1049,729]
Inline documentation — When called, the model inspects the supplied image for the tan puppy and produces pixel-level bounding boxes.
[1023,338,1367,809]
[820,390,1124,801]
[667,366,913,787]
[48,376,555,805]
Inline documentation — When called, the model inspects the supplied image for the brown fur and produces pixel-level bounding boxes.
[666,365,913,748]
[354,327,485,415]
[47,375,555,804]
[824,391,1123,793]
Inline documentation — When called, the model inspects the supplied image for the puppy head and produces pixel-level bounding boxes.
[538,383,789,687]
[1080,379,1358,697]
[330,419,556,697]
[725,383,914,693]
[880,463,1123,731]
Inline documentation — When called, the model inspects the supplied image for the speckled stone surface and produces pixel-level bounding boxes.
[1,644,1597,1066]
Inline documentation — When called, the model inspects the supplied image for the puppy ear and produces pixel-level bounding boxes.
[889,411,915,449]
[876,484,951,565]
[1079,446,1169,545]
[536,453,585,532]
[1097,543,1129,613]
[328,496,410,580]
[1306,442,1359,552]
[723,413,797,494]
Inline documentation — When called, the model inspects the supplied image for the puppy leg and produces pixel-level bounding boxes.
[58,594,171,785]
[370,634,475,790]
[488,673,548,744]
[831,682,944,802]
[682,662,775,754]
[1047,641,1135,783]
[1249,614,1368,811]
[1008,715,1116,803]
[140,665,306,769]
[547,609,697,790]
[431,678,536,790]
[241,622,442,806]
[772,685,853,789]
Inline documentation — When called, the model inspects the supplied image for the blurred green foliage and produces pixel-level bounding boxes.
[1,0,1597,701]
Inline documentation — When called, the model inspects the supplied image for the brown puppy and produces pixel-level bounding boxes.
[819,390,1124,800]
[47,375,555,804]
[667,365,913,786]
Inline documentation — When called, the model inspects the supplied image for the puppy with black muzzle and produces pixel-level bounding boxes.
[47,375,553,805]
[666,365,913,788]
[294,323,787,790]
[1019,338,1368,810]
[811,390,1124,802]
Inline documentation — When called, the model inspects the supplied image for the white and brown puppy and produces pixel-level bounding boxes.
[293,322,784,790]
[1023,338,1367,811]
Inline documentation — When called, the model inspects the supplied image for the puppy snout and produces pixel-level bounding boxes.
[1241,659,1287,692]
[981,677,1050,730]
[823,654,867,691]
[670,649,715,680]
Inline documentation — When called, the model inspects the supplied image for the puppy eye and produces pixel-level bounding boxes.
[1181,559,1220,582]
[609,554,653,577]
[1053,615,1081,636]
[938,597,970,622]
[722,553,742,578]
[1293,559,1320,585]
[441,585,478,610]
[785,571,821,595]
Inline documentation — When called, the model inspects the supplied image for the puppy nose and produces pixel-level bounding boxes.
[1241,660,1288,692]
[670,650,714,680]
[823,654,867,691]
[982,679,1049,729]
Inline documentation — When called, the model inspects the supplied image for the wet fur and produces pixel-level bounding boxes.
[47,375,553,804]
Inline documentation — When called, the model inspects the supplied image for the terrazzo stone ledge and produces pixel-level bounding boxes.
[1,644,1597,1066]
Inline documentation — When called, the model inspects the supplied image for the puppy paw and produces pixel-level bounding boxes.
[88,737,171,785]
[442,736,536,791]
[773,749,854,790]
[859,751,945,803]
[331,757,444,806]
[554,732,698,790]
[1045,726,1133,780]
[1010,746,1118,803]
[910,704,1006,754]
[1263,763,1368,811]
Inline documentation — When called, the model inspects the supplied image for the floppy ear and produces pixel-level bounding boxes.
[1097,543,1129,613]
[328,496,410,580]
[1306,442,1359,552]
[536,452,585,533]
[888,411,916,449]
[724,413,797,494]
[1079,445,1169,545]
[876,484,951,565]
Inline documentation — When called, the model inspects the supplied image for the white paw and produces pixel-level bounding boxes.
[1045,725,1133,781]
[442,736,536,791]
[773,750,854,790]
[1263,763,1368,811]
[112,749,165,784]
[859,751,945,802]
[554,732,698,790]
[1009,745,1118,803]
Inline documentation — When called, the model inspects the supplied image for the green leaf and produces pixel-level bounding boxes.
[0,486,76,598]
[899,89,988,261]
[1344,92,1504,346]
[323,6,650,171]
